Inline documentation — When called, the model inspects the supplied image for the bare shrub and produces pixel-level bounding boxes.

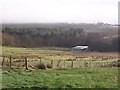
[46,64,52,69]
[109,61,120,67]
[35,63,46,69]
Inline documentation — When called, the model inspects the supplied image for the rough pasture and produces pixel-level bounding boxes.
[1,46,119,89]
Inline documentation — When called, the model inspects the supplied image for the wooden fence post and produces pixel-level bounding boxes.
[2,57,5,66]
[71,60,74,68]
[106,62,108,67]
[64,60,66,68]
[108,62,110,66]
[9,55,12,69]
[89,61,92,67]
[6,59,9,66]
[39,57,42,64]
[25,57,28,69]
[20,59,22,68]
[103,62,105,67]
[95,62,97,67]
[97,62,99,67]
[51,60,53,68]
[84,61,88,67]
[57,60,61,67]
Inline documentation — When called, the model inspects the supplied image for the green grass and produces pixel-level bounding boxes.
[2,46,119,62]
[2,46,119,89]
[2,46,69,55]
[2,67,119,88]
[2,46,72,61]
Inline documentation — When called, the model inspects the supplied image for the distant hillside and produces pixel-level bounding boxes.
[2,23,118,32]
[2,23,119,52]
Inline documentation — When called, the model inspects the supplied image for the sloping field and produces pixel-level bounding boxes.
[1,46,119,89]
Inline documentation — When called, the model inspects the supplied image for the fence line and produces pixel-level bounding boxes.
[1,55,117,70]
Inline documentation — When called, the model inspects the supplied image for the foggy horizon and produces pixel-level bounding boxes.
[1,0,119,24]
[1,22,118,25]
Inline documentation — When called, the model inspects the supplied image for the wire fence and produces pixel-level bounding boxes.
[1,55,118,70]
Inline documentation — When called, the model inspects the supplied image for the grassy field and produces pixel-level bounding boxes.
[2,67,119,88]
[1,46,119,89]
[2,46,119,63]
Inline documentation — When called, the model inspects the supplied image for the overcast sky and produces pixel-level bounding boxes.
[0,0,119,24]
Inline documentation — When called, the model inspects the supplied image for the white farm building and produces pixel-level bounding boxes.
[72,46,88,52]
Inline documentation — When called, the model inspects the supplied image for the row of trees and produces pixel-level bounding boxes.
[2,26,119,52]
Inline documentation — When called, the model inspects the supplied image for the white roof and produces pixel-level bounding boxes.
[73,46,88,49]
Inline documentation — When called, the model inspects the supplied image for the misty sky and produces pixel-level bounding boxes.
[0,0,119,24]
